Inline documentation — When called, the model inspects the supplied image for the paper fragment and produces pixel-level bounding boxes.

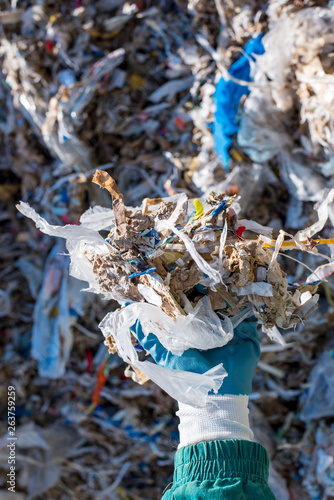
[93,170,127,227]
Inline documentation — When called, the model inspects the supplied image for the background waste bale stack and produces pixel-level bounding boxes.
[1,0,334,499]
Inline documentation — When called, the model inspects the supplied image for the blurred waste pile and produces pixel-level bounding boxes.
[1,0,334,499]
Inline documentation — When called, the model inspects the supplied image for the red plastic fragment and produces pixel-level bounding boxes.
[236,226,246,237]
[174,116,185,131]
[45,40,54,52]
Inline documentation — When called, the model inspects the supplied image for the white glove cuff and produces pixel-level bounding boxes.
[177,394,253,449]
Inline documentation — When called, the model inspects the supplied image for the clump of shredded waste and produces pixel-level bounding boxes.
[89,171,320,329]
[16,172,334,407]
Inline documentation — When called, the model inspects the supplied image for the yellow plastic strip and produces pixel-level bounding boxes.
[264,238,334,249]
[194,199,204,220]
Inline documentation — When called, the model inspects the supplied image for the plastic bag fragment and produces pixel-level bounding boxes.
[16,201,110,292]
[105,296,233,357]
[99,303,228,407]
[238,219,273,238]
[31,241,87,378]
[79,206,115,231]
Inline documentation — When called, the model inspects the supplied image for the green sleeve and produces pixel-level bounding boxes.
[161,439,276,500]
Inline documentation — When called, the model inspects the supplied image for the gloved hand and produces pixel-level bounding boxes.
[131,316,260,448]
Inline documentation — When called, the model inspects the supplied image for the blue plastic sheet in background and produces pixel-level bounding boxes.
[31,240,87,378]
[213,34,264,169]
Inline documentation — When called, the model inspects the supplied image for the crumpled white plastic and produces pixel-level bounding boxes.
[237,7,334,193]
[17,201,110,293]
[79,205,115,231]
[237,85,292,163]
[99,300,229,407]
[137,284,162,306]
[105,296,233,357]
[268,229,285,271]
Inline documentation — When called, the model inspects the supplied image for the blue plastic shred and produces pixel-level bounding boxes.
[212,34,265,169]
[128,267,157,279]
[211,200,228,219]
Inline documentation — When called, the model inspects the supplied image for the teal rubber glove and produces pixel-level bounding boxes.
[131,316,260,396]
[131,313,260,448]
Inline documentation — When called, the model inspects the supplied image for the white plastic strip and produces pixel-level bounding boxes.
[79,205,115,231]
[306,262,334,283]
[238,219,273,238]
[268,229,285,271]
[219,220,228,272]
[156,219,222,286]
[295,189,334,241]
[262,325,286,346]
